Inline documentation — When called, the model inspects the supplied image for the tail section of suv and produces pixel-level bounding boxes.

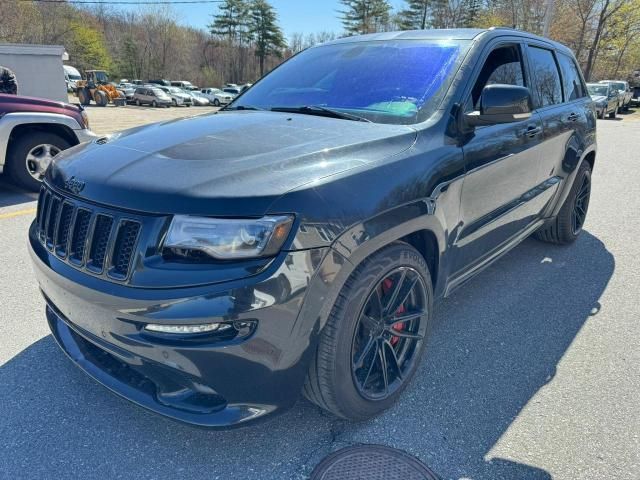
[30,28,596,427]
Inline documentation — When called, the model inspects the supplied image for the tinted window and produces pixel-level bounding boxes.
[528,46,562,107]
[558,53,585,101]
[233,40,471,124]
[471,45,525,109]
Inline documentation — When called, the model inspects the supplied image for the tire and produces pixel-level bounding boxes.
[6,131,71,191]
[213,99,220,107]
[152,100,157,108]
[534,161,592,245]
[78,88,91,106]
[303,242,433,421]
[94,90,108,107]
[135,99,141,106]
[609,105,617,119]
[598,109,605,119]
[172,99,177,107]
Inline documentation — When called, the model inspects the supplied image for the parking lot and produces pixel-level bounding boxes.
[0,109,639,479]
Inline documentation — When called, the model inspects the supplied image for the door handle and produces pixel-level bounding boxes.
[525,125,542,138]
[567,112,579,122]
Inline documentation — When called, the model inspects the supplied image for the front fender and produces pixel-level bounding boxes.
[0,112,84,167]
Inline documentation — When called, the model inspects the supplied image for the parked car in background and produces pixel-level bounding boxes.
[171,80,198,91]
[0,93,95,191]
[117,82,136,103]
[223,87,241,98]
[587,82,619,119]
[31,28,596,428]
[63,65,82,93]
[158,86,192,107]
[132,86,172,108]
[148,79,171,87]
[599,80,632,111]
[241,83,253,92]
[631,85,640,107]
[184,90,210,106]
[200,88,233,106]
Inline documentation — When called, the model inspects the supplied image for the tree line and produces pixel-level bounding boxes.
[1,0,638,86]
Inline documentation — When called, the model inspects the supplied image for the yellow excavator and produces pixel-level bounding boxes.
[76,70,126,107]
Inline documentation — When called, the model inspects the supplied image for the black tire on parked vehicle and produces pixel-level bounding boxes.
[78,88,91,106]
[303,242,433,420]
[152,100,158,108]
[598,109,605,119]
[609,105,617,119]
[6,131,71,192]
[172,99,177,107]
[534,160,592,245]
[135,99,141,106]
[94,90,108,107]
[213,98,220,107]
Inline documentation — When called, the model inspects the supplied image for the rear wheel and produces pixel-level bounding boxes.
[304,243,433,420]
[6,131,71,191]
[94,90,108,107]
[534,161,591,244]
[609,105,617,118]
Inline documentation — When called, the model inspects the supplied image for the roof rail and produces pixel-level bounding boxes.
[488,26,519,31]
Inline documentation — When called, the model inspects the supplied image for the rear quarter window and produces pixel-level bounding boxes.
[557,52,586,101]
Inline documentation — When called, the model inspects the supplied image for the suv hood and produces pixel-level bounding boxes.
[48,111,417,216]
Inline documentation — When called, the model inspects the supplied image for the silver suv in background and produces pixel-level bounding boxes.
[200,88,234,106]
[599,80,632,111]
[158,86,192,107]
[132,87,172,108]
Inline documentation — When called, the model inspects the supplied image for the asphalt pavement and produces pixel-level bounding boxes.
[0,115,638,479]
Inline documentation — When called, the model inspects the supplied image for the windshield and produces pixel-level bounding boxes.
[152,88,167,96]
[167,87,183,93]
[587,84,608,96]
[94,71,109,83]
[232,40,469,125]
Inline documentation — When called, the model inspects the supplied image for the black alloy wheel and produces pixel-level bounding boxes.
[304,242,433,420]
[571,170,591,235]
[351,266,428,400]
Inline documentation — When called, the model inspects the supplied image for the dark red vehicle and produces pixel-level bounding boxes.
[0,94,96,191]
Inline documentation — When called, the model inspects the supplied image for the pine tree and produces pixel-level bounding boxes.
[209,0,250,43]
[249,0,286,77]
[398,0,431,30]
[462,0,481,27]
[339,0,392,35]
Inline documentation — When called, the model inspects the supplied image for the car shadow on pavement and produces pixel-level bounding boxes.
[0,176,38,208]
[0,231,614,480]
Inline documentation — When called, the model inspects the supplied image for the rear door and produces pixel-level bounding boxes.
[454,40,546,273]
[524,44,590,216]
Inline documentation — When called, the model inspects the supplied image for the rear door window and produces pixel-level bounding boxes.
[557,53,586,101]
[527,46,562,108]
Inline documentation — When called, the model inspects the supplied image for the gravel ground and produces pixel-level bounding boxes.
[0,111,638,479]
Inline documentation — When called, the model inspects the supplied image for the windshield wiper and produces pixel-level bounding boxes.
[270,105,371,122]
[222,104,265,111]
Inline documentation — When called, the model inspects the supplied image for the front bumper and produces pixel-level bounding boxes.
[30,223,346,427]
[74,128,99,144]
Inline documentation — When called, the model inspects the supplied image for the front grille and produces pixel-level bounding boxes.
[36,185,142,282]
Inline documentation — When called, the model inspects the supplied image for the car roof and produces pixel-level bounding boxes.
[320,27,574,56]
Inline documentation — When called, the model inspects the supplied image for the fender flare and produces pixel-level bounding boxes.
[0,112,83,167]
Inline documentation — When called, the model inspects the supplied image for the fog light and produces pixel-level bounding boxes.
[144,323,231,334]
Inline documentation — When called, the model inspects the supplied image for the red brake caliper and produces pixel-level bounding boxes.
[382,278,405,346]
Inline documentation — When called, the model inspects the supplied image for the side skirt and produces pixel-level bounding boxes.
[443,218,544,298]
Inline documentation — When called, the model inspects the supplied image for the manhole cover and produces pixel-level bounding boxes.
[309,445,438,480]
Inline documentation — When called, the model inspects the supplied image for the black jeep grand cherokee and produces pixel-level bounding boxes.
[30,28,596,427]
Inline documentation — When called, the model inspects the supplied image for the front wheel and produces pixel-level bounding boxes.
[304,243,433,420]
[152,100,157,108]
[6,131,71,191]
[534,161,592,244]
[213,98,220,107]
[609,105,617,119]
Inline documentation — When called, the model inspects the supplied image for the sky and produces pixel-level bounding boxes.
[116,0,405,39]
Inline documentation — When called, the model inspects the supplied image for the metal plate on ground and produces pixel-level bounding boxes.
[309,445,438,480]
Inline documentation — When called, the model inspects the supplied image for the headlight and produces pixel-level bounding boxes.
[81,110,90,129]
[164,215,294,260]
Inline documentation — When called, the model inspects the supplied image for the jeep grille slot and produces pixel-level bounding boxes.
[87,214,114,273]
[35,185,143,283]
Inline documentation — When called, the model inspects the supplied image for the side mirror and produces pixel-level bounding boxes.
[465,84,532,127]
